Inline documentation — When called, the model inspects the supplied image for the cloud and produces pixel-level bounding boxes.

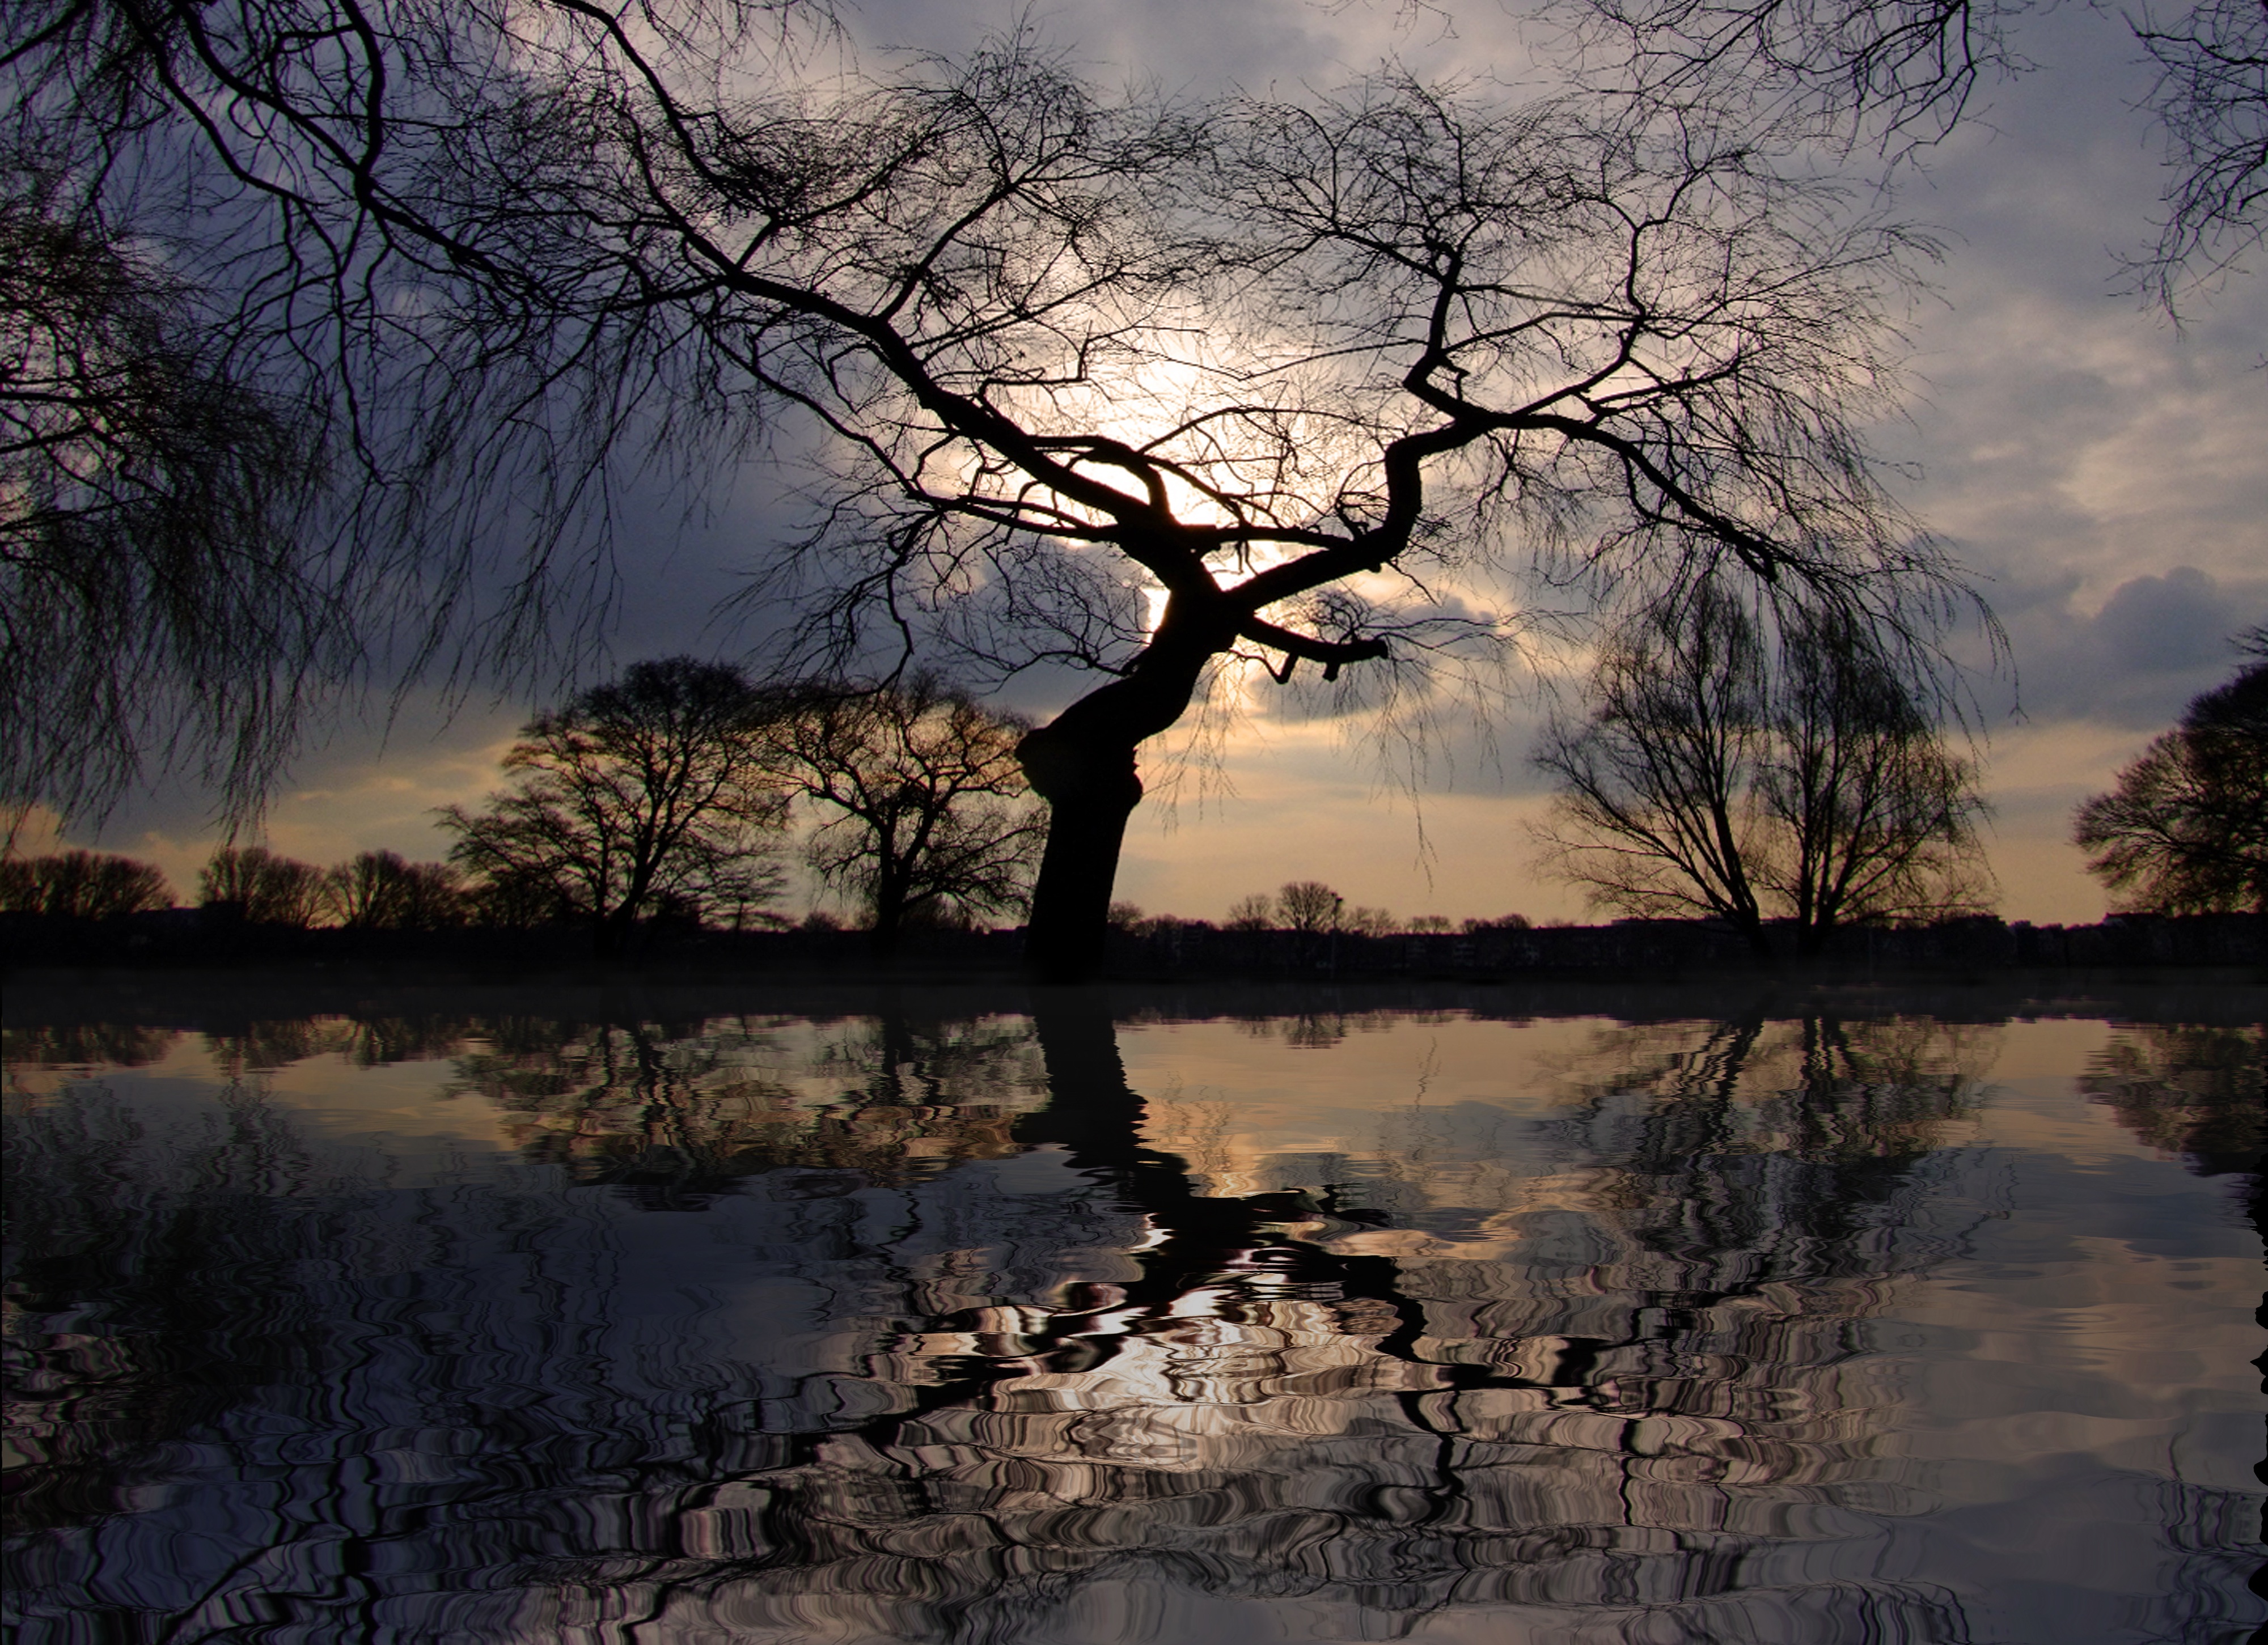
[1986,565,2267,730]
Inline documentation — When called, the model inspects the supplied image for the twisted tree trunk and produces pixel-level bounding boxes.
[1016,607,1226,981]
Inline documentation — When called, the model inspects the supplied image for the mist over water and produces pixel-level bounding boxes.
[3,991,2260,1644]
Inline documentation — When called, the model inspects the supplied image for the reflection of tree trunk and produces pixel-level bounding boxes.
[1021,1000,1268,1287]
[1020,1003,1403,1313]
[1021,998,1155,1169]
[1017,614,1222,981]
[871,1012,916,1103]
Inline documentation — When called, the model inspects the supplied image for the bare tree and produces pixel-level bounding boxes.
[1,168,335,827]
[8,11,1968,976]
[323,850,466,930]
[1531,583,1778,950]
[1225,893,1276,931]
[0,850,171,917]
[438,659,790,954]
[1533,586,1990,953]
[1757,607,1995,946]
[2073,633,2268,914]
[1277,881,1346,935]
[198,846,329,927]
[772,677,1047,955]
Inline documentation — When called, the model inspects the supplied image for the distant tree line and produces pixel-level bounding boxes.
[0,850,171,919]
[2,659,1051,957]
[1103,882,1537,941]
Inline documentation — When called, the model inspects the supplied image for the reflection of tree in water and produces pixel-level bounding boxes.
[1536,1015,1996,1282]
[204,1012,484,1074]
[5,1006,2239,1644]
[1232,1008,1402,1051]
[477,1004,1998,1644]
[3,1084,344,1537]
[2079,1024,2265,1177]
[1,1023,176,1075]
[443,1014,1050,1200]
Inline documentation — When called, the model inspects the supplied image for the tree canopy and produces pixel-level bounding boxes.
[1532,586,1992,953]
[438,658,792,951]
[2072,635,2268,915]
[773,676,1046,952]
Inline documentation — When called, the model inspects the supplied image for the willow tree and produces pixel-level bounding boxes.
[1532,588,1991,955]
[7,5,1965,975]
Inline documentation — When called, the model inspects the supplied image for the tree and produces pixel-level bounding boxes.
[1533,586,1992,954]
[1533,583,1777,949]
[1225,894,1277,931]
[3,2,847,835]
[438,659,791,954]
[323,850,465,930]
[0,850,171,917]
[1276,881,1347,936]
[1757,605,1995,944]
[771,677,1047,955]
[2072,635,2268,914]
[198,846,329,926]
[9,10,1971,978]
[1,170,337,828]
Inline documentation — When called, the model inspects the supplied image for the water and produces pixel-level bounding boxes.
[3,986,2261,1644]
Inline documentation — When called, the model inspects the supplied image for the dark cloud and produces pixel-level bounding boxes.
[1994,565,2267,729]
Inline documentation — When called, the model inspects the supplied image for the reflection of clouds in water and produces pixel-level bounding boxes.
[3,1005,2258,1644]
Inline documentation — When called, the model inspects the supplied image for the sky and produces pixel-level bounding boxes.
[35,0,2268,926]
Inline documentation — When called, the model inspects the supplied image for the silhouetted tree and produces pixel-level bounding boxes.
[438,659,790,954]
[1462,913,1534,932]
[2072,633,2268,914]
[7,9,1973,978]
[0,850,170,917]
[1759,605,1995,946]
[197,846,328,927]
[1225,894,1276,931]
[1533,586,1991,953]
[772,677,1046,956]
[0,166,335,828]
[1533,583,1776,949]
[1276,881,1346,935]
[322,850,465,930]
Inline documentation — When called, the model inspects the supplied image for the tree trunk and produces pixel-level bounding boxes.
[867,868,908,961]
[1016,611,1223,981]
[1018,727,1145,981]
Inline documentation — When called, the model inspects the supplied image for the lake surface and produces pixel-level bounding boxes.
[4,985,2261,1644]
